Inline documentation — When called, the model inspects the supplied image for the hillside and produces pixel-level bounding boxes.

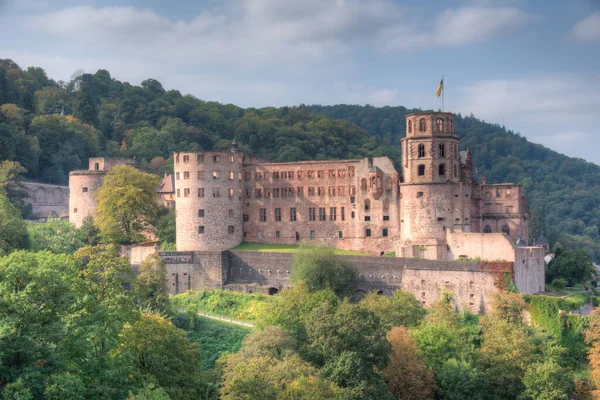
[0,59,598,260]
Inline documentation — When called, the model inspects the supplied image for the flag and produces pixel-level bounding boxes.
[436,78,443,98]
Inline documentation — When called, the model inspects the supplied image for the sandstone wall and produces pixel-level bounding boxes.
[446,230,516,261]
[23,182,69,220]
[68,171,105,227]
[514,246,545,294]
[161,251,227,295]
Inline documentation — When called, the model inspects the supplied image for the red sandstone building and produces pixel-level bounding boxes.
[172,112,529,260]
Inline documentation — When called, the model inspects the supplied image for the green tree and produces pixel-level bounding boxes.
[26,217,83,254]
[359,289,426,330]
[291,244,356,296]
[95,165,160,244]
[0,193,28,255]
[135,254,170,313]
[73,79,98,126]
[155,206,175,248]
[0,160,30,217]
[79,215,100,246]
[547,249,595,286]
[435,359,483,400]
[520,360,572,400]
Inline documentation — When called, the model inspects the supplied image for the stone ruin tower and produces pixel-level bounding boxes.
[174,145,244,251]
[68,157,134,227]
[399,112,474,259]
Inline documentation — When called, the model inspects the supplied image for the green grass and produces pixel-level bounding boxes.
[231,242,370,256]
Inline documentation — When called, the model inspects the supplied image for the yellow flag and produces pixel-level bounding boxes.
[436,78,443,98]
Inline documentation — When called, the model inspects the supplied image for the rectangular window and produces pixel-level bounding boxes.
[310,230,315,239]
[238,172,242,181]
[184,188,190,197]
[290,207,297,221]
[176,172,180,180]
[198,187,205,197]
[338,231,343,239]
[183,155,190,163]
[197,154,204,163]
[329,169,336,178]
[265,188,272,198]
[213,155,221,162]
[329,207,337,221]
[197,171,204,180]
[328,186,335,196]
[318,186,325,196]
[337,186,345,196]
[198,209,204,217]
[308,170,315,179]
[176,188,180,198]
[213,188,220,198]
[288,171,295,179]
[245,188,251,198]
[82,187,88,192]
[256,172,263,180]
[243,214,249,222]
[297,187,304,197]
[365,216,370,221]
[228,155,234,163]
[213,171,220,179]
[338,169,346,178]
[348,166,355,177]
[341,207,345,221]
[350,196,355,204]
[308,187,315,197]
[383,215,390,221]
[198,226,205,234]
[439,144,445,158]
[239,155,243,163]
[228,225,234,234]
[273,188,279,198]
[260,208,267,222]
[297,171,304,180]
[317,170,324,178]
[257,231,261,239]
[273,171,279,180]
[319,207,326,221]
[228,209,234,218]
[349,185,356,195]
[276,231,280,238]
[496,189,501,198]
[309,207,316,221]
[184,171,189,179]
[255,188,262,198]
[228,188,234,198]
[351,211,355,218]
[382,228,388,237]
[275,208,281,221]
[417,192,424,198]
[365,228,371,237]
[418,165,425,176]
[228,171,234,180]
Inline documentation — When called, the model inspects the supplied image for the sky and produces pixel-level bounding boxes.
[0,0,599,164]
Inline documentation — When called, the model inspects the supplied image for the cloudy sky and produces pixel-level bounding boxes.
[1,0,599,163]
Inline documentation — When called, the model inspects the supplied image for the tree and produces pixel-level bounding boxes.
[73,79,98,126]
[585,308,600,399]
[95,165,160,244]
[0,193,28,255]
[135,254,170,313]
[27,217,82,254]
[291,244,356,296]
[547,249,595,286]
[155,206,175,247]
[0,160,30,217]
[520,360,572,400]
[380,327,436,400]
[435,359,483,400]
[360,289,426,330]
[79,215,100,246]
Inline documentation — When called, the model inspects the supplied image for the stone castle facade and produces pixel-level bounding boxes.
[172,112,529,260]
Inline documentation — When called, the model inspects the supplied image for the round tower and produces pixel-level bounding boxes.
[68,170,104,227]
[174,150,244,251]
[399,112,470,259]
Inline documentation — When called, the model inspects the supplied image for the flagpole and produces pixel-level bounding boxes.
[442,75,444,112]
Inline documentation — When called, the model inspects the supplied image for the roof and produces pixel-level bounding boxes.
[369,166,382,173]
[158,174,174,194]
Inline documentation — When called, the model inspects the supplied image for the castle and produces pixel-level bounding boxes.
[67,111,546,309]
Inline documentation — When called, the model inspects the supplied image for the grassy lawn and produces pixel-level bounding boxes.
[231,242,371,256]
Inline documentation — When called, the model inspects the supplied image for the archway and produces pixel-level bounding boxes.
[268,287,280,296]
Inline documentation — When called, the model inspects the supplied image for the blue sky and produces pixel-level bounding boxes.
[1,0,599,164]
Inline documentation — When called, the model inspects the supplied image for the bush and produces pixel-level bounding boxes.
[552,278,567,291]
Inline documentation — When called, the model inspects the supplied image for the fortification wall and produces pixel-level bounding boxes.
[446,230,516,261]
[23,182,69,220]
[68,171,105,227]
[514,246,545,293]
[160,251,227,294]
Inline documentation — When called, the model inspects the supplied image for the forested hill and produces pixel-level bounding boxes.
[0,59,598,259]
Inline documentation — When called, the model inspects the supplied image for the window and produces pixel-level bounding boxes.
[382,228,388,237]
[308,187,315,196]
[350,196,355,204]
[228,155,234,163]
[257,231,261,239]
[290,207,297,221]
[383,199,389,212]
[484,225,492,233]
[341,207,345,221]
[213,155,221,162]
[228,209,234,218]
[419,118,426,132]
[496,189,501,198]
[418,165,425,176]
[337,186,345,196]
[417,192,424,198]
[309,207,316,221]
[365,216,371,221]
[275,208,281,221]
[348,166,355,177]
[449,118,453,132]
[276,231,280,238]
[243,214,249,222]
[298,171,304,180]
[228,226,234,234]
[319,207,326,221]
[94,163,99,170]
[437,217,445,221]
[175,155,179,163]
[245,188,251,198]
[330,207,337,221]
[361,178,367,191]
[351,211,355,218]
[502,225,510,235]
[184,171,189,179]
[176,172,180,180]
[183,155,190,163]
[184,188,190,197]
[238,172,242,181]
[308,170,315,179]
[329,169,335,178]
[226,188,233,198]
[328,186,335,196]
[418,144,425,158]
[273,188,279,198]
[317,170,324,178]
[318,186,325,196]
[366,228,372,237]
[439,164,446,176]
[408,120,412,133]
[506,190,511,197]
[453,165,457,178]
[297,187,303,197]
[439,143,445,157]
[260,208,267,222]
[255,188,262,198]
[198,209,204,217]
[436,118,444,132]
[383,215,390,221]
[339,231,343,239]
[73,208,78,213]
[212,171,220,179]
[198,188,205,197]
[310,230,315,239]
[256,172,263,180]
[228,171,234,180]
[338,169,346,178]
[197,171,204,180]
[197,154,204,163]
[198,226,205,234]
[296,232,300,241]
[273,171,279,180]
[266,189,272,198]
[177,189,180,198]
[364,199,370,211]
[82,187,88,192]
[212,188,220,197]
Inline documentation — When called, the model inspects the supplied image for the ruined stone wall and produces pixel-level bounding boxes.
[161,251,227,295]
[241,156,400,255]
[446,230,516,261]
[23,182,69,220]
[68,170,105,227]
[174,151,244,251]
[88,157,134,171]
[514,246,545,294]
[481,184,529,241]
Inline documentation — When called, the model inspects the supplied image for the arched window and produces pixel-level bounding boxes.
[501,225,510,236]
[417,144,425,158]
[417,165,425,176]
[408,120,412,133]
[484,225,492,233]
[439,164,446,176]
[438,143,445,157]
[436,118,444,132]
[364,199,371,211]
[448,118,453,132]
[385,178,392,190]
[419,118,426,132]
[453,164,457,178]
[361,178,367,191]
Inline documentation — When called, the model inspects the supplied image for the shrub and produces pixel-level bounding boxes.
[552,278,567,291]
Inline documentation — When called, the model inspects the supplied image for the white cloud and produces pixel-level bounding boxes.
[381,6,536,50]
[569,12,600,42]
